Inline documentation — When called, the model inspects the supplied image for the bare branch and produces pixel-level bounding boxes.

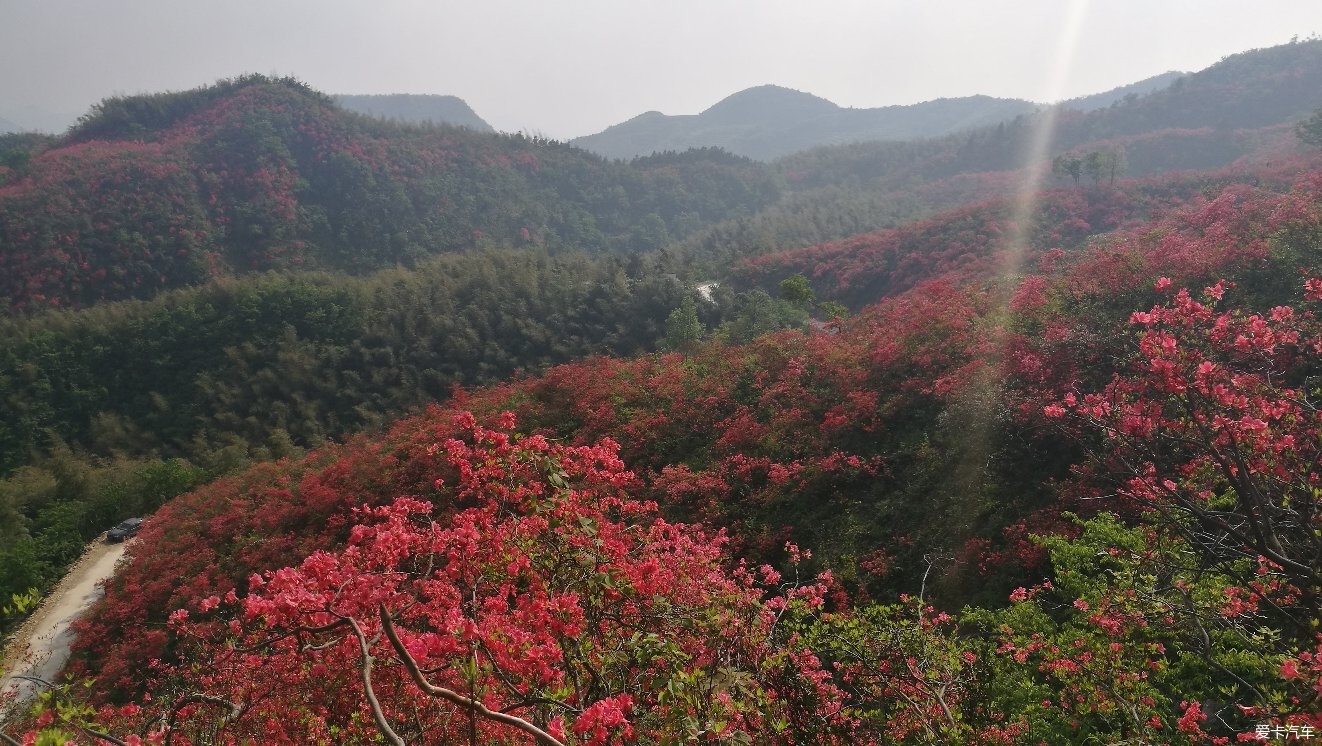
[378,604,568,746]
[233,616,349,654]
[163,693,243,746]
[346,615,406,746]
[80,727,130,746]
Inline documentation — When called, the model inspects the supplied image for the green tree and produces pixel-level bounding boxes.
[1051,153,1083,185]
[663,295,703,353]
[1297,107,1322,149]
[779,274,816,307]
[781,273,847,321]
[1083,149,1124,186]
[720,289,808,344]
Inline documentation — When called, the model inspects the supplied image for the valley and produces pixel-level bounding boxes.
[1,36,1321,745]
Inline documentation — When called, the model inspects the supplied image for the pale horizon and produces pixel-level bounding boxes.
[1,0,1318,140]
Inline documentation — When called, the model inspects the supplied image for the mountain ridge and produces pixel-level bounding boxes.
[567,59,1268,162]
[1059,70,1186,111]
[572,85,1039,160]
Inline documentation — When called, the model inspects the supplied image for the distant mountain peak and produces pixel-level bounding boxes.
[572,84,1036,161]
[625,110,669,122]
[701,85,839,121]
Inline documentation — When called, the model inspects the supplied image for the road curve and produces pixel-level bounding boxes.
[0,537,128,722]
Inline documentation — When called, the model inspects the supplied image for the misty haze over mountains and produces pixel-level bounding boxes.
[0,104,82,135]
[569,71,1187,161]
[2,70,1186,161]
[573,87,1039,162]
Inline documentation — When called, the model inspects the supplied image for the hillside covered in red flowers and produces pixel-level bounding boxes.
[4,40,1322,746]
[0,76,780,312]
[33,158,1322,744]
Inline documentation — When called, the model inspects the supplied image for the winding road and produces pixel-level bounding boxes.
[0,537,128,722]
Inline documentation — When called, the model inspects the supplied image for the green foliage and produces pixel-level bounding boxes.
[719,289,808,344]
[14,678,117,746]
[2,587,40,617]
[0,249,709,479]
[804,599,977,743]
[1053,148,1125,186]
[68,74,329,143]
[0,131,53,185]
[1083,148,1125,185]
[1052,153,1084,185]
[779,274,815,306]
[817,301,848,320]
[1297,107,1322,149]
[963,514,1289,743]
[662,295,704,352]
[0,451,209,633]
[780,273,847,321]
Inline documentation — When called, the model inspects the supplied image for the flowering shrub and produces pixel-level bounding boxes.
[79,413,850,744]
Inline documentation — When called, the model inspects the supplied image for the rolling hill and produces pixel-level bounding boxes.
[0,76,779,312]
[1058,70,1185,111]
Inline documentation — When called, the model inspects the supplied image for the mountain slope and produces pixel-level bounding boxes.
[1059,71,1185,111]
[1058,40,1322,142]
[59,160,1322,745]
[666,42,1321,278]
[765,40,1322,198]
[0,76,779,312]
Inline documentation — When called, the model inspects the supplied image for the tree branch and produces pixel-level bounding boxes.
[80,727,129,746]
[163,693,243,746]
[378,604,567,746]
[346,615,406,746]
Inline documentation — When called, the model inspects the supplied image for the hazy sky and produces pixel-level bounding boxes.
[1,1,1318,139]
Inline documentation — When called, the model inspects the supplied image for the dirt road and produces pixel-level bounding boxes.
[0,537,128,721]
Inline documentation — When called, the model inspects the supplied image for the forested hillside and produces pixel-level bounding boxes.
[49,156,1322,745]
[773,39,1321,191]
[4,39,1322,746]
[1058,70,1185,111]
[665,39,1322,276]
[730,162,1308,308]
[0,76,778,312]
